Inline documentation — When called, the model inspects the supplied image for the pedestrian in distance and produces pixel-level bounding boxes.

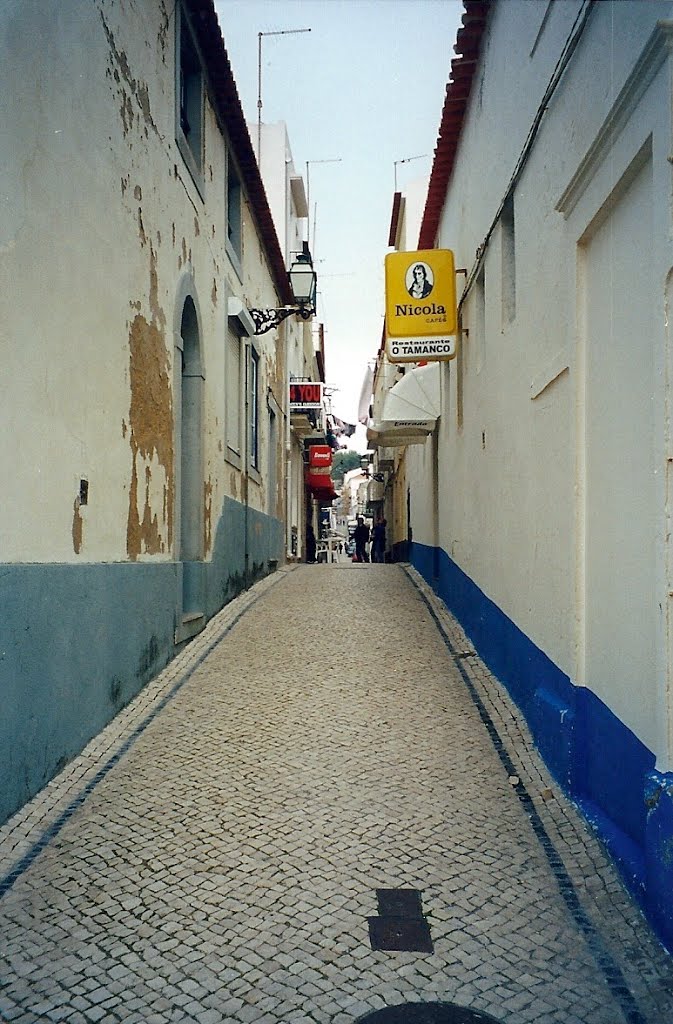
[353,516,370,563]
[306,522,316,564]
[371,517,387,563]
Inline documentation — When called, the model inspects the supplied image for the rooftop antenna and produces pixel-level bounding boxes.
[394,153,428,191]
[257,27,311,162]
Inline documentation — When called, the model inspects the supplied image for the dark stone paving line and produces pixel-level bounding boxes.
[404,566,647,1024]
[0,571,288,902]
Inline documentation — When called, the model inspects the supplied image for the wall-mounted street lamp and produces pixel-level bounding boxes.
[249,243,317,335]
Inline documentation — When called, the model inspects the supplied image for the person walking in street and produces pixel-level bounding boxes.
[353,516,370,562]
[306,522,316,563]
[371,516,387,563]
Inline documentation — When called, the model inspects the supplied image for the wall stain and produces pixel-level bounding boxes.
[157,1,170,62]
[137,634,160,679]
[148,245,166,330]
[120,90,134,135]
[204,478,213,555]
[72,497,83,554]
[211,278,218,306]
[141,465,163,554]
[138,207,146,246]
[109,677,123,705]
[100,10,159,137]
[194,217,200,237]
[126,246,173,560]
[136,83,153,134]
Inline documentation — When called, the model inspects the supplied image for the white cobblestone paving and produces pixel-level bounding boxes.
[1,563,673,1024]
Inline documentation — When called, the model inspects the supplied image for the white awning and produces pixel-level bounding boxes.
[358,365,374,425]
[367,363,440,446]
[228,296,256,337]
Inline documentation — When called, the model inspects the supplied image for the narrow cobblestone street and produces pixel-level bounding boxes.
[1,563,673,1024]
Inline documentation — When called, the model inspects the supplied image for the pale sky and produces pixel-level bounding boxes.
[214,0,463,447]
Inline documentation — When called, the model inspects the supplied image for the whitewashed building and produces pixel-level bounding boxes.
[401,0,673,948]
[255,122,330,561]
[0,0,302,823]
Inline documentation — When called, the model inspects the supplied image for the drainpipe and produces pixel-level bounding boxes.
[244,341,249,582]
[285,322,293,559]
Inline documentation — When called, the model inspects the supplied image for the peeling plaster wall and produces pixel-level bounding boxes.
[0,0,182,563]
[0,0,286,824]
[0,0,285,563]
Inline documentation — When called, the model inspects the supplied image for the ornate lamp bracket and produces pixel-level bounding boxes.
[249,305,314,336]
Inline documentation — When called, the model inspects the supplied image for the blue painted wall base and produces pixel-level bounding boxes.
[1,496,283,828]
[411,541,673,952]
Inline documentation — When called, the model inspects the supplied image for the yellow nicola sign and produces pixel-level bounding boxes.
[385,249,457,362]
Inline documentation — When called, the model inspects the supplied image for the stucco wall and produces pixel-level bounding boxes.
[0,0,284,562]
[410,0,673,754]
[406,0,673,946]
[0,0,286,823]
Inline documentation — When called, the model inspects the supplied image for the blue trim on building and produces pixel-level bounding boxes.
[1,497,284,828]
[0,562,177,826]
[411,540,673,951]
[205,496,283,616]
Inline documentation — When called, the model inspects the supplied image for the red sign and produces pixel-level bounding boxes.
[290,382,323,408]
[308,445,332,468]
[306,468,337,499]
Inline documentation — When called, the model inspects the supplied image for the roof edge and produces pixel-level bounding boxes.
[186,0,293,305]
[418,0,492,250]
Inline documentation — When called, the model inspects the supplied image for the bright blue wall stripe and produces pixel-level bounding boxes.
[410,540,673,951]
[405,566,648,1024]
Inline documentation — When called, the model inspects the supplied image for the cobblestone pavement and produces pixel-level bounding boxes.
[2,563,673,1024]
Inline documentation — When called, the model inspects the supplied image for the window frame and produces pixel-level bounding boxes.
[225,325,243,470]
[226,151,243,277]
[175,3,205,198]
[248,344,260,474]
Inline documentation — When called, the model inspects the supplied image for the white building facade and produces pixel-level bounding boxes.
[403,0,673,948]
[255,122,330,561]
[0,0,299,824]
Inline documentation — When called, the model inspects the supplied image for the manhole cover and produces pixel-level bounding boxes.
[368,914,433,953]
[356,1003,503,1024]
[376,888,424,918]
[368,888,433,953]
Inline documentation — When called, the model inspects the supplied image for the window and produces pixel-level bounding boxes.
[248,346,260,471]
[267,406,277,515]
[227,154,242,269]
[176,5,204,192]
[226,327,242,465]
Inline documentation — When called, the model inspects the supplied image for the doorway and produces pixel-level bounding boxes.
[176,293,205,640]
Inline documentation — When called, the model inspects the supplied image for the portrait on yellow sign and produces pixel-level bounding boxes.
[385,249,457,339]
